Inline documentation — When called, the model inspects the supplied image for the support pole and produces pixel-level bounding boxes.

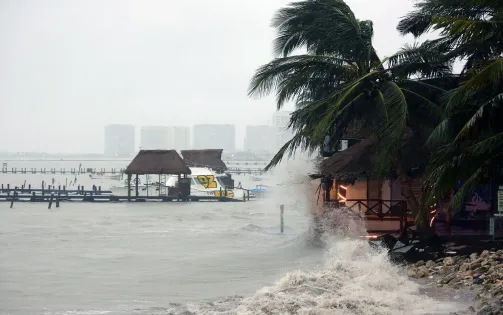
[127,174,132,201]
[135,174,139,198]
[48,193,54,209]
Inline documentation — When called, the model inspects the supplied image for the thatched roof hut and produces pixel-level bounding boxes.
[181,149,227,171]
[125,150,191,175]
[314,128,430,183]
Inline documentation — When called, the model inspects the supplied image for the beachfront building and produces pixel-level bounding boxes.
[312,127,503,238]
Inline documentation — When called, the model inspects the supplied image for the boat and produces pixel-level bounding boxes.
[249,184,269,198]
[109,167,252,201]
[89,173,122,181]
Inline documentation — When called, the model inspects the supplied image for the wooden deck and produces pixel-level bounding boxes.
[325,199,413,234]
[324,199,503,240]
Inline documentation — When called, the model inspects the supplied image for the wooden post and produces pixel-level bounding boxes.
[7,184,10,191]
[280,205,284,233]
[219,187,222,201]
[10,190,16,208]
[48,193,54,209]
[127,174,132,201]
[135,174,139,198]
[247,190,250,201]
[56,188,60,208]
[41,181,45,196]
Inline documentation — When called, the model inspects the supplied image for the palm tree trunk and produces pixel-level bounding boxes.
[394,161,419,217]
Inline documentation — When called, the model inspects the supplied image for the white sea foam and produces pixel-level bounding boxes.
[172,233,464,315]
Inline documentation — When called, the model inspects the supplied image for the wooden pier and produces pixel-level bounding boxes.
[0,193,241,203]
[0,166,265,176]
[0,184,249,205]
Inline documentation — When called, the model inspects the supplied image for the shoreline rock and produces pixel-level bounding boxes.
[406,250,503,314]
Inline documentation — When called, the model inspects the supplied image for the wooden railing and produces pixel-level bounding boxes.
[325,199,412,232]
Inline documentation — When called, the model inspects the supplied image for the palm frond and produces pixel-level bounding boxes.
[373,81,408,176]
[271,0,362,58]
[247,55,355,109]
[451,92,503,144]
[263,130,317,171]
[400,87,445,122]
[460,57,503,90]
[449,167,486,210]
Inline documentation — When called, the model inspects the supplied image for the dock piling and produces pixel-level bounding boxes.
[48,194,54,209]
[56,188,60,208]
[10,191,17,209]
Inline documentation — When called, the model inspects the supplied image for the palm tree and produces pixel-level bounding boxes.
[398,0,503,220]
[249,0,455,218]
[248,0,379,163]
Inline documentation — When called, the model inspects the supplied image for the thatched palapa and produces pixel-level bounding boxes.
[181,149,227,171]
[125,150,191,175]
[316,128,430,183]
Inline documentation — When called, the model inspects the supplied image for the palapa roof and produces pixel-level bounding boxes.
[181,149,227,171]
[314,128,430,183]
[125,150,191,175]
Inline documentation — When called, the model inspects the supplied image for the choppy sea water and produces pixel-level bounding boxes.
[0,159,468,315]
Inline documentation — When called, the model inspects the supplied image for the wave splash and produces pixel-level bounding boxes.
[158,215,465,315]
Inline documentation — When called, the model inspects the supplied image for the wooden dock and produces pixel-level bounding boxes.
[0,194,241,203]
[0,185,247,204]
[0,166,265,175]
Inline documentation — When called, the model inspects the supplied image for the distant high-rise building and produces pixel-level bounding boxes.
[173,126,191,150]
[140,126,172,150]
[244,125,278,153]
[193,124,235,151]
[272,111,294,148]
[272,111,292,128]
[104,124,135,157]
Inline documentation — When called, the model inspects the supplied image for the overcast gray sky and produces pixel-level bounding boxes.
[0,0,416,153]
